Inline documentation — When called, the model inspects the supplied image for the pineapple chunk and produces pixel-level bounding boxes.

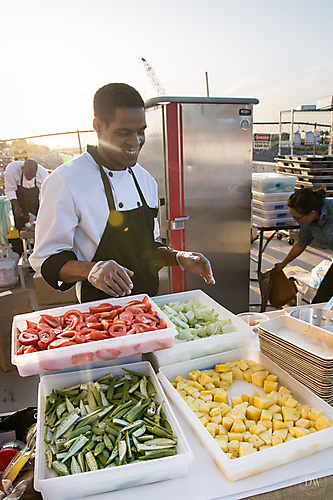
[215,363,231,373]
[266,374,278,382]
[232,367,245,380]
[259,430,272,445]
[231,396,243,408]
[206,425,217,438]
[219,403,231,416]
[211,414,222,425]
[261,409,273,421]
[230,418,246,433]
[248,434,265,449]
[259,420,272,430]
[233,402,249,415]
[198,402,211,414]
[250,423,267,435]
[210,407,222,418]
[228,432,243,442]
[241,394,250,403]
[222,417,234,431]
[174,375,187,383]
[237,360,249,371]
[242,431,252,442]
[264,380,278,393]
[308,407,324,421]
[273,428,288,441]
[243,368,254,383]
[284,398,298,408]
[277,394,292,406]
[251,371,269,388]
[200,393,213,402]
[227,440,240,457]
[206,422,219,436]
[218,425,228,435]
[279,386,292,395]
[188,369,201,381]
[199,415,210,426]
[253,396,271,410]
[249,390,259,406]
[189,399,202,412]
[272,419,287,431]
[295,418,311,429]
[245,419,256,430]
[314,415,333,431]
[282,407,300,422]
[220,372,233,384]
[214,435,228,452]
[271,435,283,446]
[273,413,283,421]
[198,373,214,387]
[290,427,310,438]
[213,390,229,404]
[246,405,262,421]
[239,442,257,456]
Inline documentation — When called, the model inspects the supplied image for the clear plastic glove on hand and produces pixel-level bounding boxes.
[176,251,215,284]
[87,260,134,297]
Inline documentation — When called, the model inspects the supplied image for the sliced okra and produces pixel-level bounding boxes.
[52,460,70,476]
[71,455,81,474]
[45,446,53,470]
[138,448,177,460]
[44,426,53,444]
[85,451,98,471]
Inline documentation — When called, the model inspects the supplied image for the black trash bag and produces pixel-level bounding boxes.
[0,407,37,443]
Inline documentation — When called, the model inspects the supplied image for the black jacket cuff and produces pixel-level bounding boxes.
[41,251,78,291]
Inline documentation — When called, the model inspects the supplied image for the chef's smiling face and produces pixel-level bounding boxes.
[94,107,146,171]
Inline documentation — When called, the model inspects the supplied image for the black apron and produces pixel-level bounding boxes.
[80,152,162,303]
[14,172,39,230]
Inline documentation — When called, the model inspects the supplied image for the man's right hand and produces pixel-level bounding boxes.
[273,262,285,275]
[14,206,24,217]
[87,260,134,297]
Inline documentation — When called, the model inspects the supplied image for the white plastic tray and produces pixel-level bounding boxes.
[252,214,296,228]
[252,190,291,202]
[34,361,193,500]
[252,199,289,211]
[252,173,297,193]
[252,207,291,220]
[157,346,333,481]
[12,294,177,377]
[145,290,253,370]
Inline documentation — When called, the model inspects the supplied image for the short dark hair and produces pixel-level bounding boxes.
[93,83,145,126]
[288,187,326,215]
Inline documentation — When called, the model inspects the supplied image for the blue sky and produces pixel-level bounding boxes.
[1,0,332,138]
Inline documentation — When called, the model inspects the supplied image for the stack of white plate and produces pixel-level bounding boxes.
[258,315,333,404]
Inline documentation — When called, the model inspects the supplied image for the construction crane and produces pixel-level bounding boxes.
[142,58,166,96]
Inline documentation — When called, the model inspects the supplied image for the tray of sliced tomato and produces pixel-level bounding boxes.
[12,294,177,377]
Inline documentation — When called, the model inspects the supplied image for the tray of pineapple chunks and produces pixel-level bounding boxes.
[157,345,333,481]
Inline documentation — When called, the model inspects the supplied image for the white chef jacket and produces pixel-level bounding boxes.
[4,161,49,200]
[29,152,160,276]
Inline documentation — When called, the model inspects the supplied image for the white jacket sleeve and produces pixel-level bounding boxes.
[4,164,18,200]
[29,172,79,274]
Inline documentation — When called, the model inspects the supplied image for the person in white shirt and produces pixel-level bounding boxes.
[30,83,215,302]
[5,159,48,230]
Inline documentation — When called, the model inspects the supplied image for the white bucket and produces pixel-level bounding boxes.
[0,251,18,288]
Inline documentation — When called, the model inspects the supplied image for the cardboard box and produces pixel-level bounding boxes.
[0,288,33,371]
[33,276,78,306]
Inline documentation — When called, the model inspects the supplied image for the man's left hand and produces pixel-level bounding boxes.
[176,251,215,284]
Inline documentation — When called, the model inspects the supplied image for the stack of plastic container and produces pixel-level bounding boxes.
[252,172,297,227]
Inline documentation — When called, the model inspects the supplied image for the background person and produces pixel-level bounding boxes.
[30,83,215,302]
[274,187,333,304]
[5,158,48,231]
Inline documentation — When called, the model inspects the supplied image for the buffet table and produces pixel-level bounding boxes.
[12,304,333,500]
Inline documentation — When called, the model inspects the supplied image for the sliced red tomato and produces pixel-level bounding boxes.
[133,322,152,332]
[71,352,94,366]
[26,320,38,330]
[95,348,121,360]
[39,314,62,328]
[125,306,144,315]
[108,323,127,337]
[87,322,104,330]
[125,300,141,306]
[37,340,48,350]
[25,346,38,353]
[48,339,77,349]
[63,310,84,323]
[142,296,150,303]
[18,331,39,345]
[16,345,27,355]
[76,321,89,331]
[88,303,113,314]
[119,310,134,321]
[85,314,99,323]
[74,329,92,343]
[91,330,110,341]
[135,313,158,325]
[156,318,167,329]
[38,329,57,345]
[58,330,76,339]
[131,302,151,313]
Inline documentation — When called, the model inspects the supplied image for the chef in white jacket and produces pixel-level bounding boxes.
[30,83,215,302]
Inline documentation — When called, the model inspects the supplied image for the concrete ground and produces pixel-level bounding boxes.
[1,234,332,416]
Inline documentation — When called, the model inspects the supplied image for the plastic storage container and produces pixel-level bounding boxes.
[157,345,333,481]
[12,294,177,377]
[252,191,291,203]
[252,207,291,220]
[34,361,193,500]
[252,199,289,211]
[252,173,297,193]
[252,214,296,228]
[145,290,253,371]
